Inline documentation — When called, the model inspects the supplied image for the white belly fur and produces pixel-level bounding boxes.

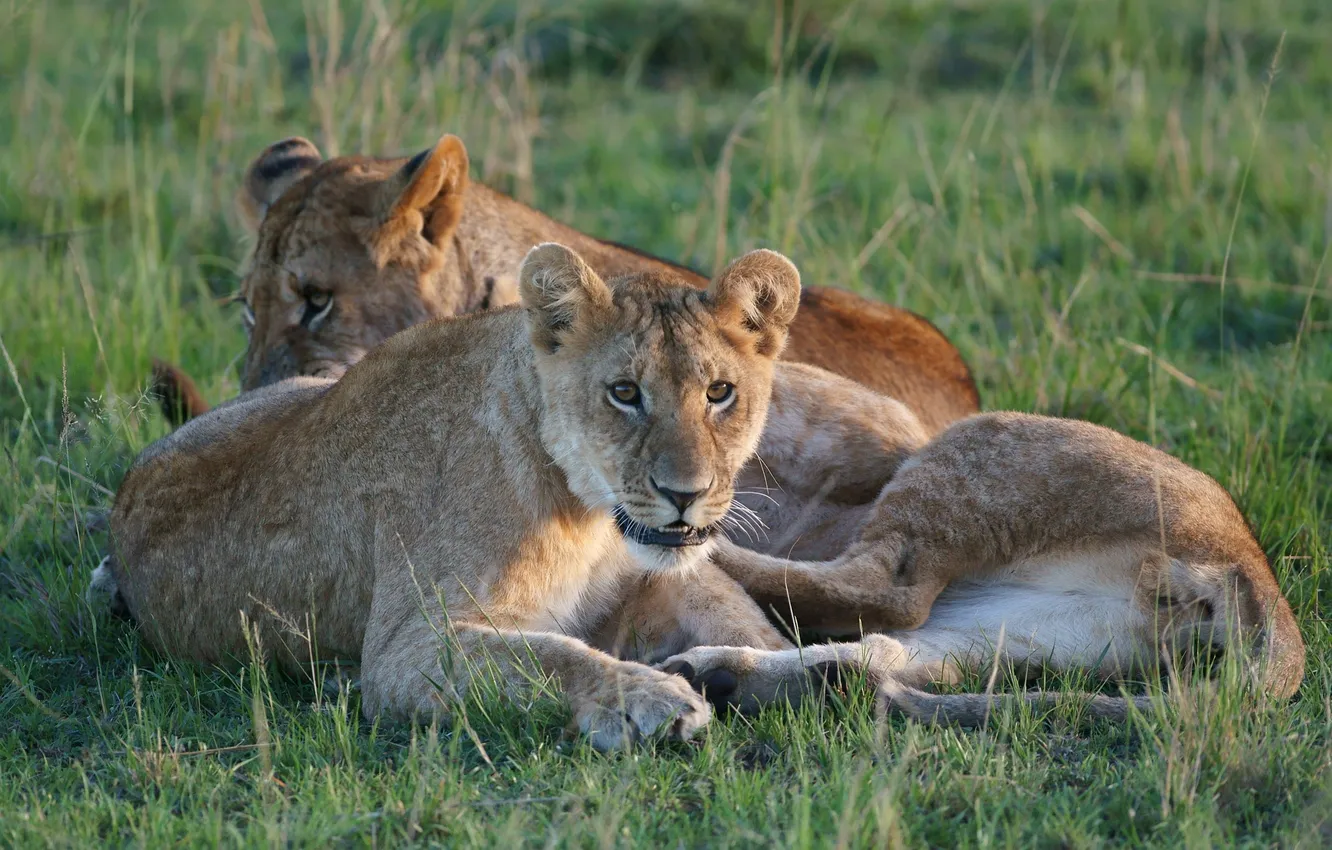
[892,545,1155,679]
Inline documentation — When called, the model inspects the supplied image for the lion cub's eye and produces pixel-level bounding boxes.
[706,381,735,405]
[609,381,642,408]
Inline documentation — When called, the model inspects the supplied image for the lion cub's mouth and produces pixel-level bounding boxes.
[613,508,714,548]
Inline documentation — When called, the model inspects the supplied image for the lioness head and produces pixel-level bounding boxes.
[519,243,801,572]
[235,134,475,390]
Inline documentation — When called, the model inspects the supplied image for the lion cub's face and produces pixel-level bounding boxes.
[235,136,471,391]
[520,244,802,573]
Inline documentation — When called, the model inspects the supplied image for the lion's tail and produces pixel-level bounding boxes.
[150,358,211,427]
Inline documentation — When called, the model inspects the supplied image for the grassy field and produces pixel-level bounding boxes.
[2,0,1330,845]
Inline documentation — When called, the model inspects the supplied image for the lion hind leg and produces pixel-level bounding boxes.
[658,629,1155,726]
[660,579,1162,723]
[709,536,944,634]
[1156,554,1306,700]
[876,680,1155,726]
[657,632,963,714]
[874,579,1159,726]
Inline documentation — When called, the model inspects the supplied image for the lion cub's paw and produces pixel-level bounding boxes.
[576,664,711,751]
[658,646,790,713]
[659,644,856,713]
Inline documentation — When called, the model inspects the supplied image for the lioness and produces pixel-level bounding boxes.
[108,244,803,749]
[660,398,1306,720]
[153,134,978,434]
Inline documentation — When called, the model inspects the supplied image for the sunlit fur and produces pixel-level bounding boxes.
[104,244,798,750]
[522,246,799,574]
[660,369,1306,724]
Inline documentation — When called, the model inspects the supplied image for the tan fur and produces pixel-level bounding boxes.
[662,399,1306,724]
[108,246,1303,733]
[157,134,978,432]
[107,246,800,750]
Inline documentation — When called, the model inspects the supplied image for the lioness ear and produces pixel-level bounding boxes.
[373,134,470,260]
[237,137,323,232]
[708,249,802,357]
[519,243,613,354]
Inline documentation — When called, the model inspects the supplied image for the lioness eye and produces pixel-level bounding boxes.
[241,302,255,330]
[706,381,734,405]
[609,381,642,408]
[300,288,334,329]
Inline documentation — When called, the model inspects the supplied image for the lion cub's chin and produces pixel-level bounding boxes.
[612,507,725,574]
[625,537,717,574]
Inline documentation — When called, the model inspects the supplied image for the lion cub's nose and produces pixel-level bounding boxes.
[651,478,709,515]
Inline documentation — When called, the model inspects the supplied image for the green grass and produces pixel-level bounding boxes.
[2,0,1331,845]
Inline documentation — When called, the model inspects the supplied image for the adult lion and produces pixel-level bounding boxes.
[153,134,978,434]
[108,245,803,750]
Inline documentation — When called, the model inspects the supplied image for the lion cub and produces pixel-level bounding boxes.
[665,401,1306,721]
[107,244,800,749]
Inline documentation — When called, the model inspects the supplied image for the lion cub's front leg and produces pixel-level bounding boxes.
[365,619,709,750]
[357,559,710,751]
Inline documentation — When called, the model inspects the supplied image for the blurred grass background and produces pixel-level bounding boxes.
[1,0,1329,845]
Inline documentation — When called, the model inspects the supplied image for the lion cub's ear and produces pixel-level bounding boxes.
[708,249,802,357]
[238,137,323,232]
[372,134,470,261]
[519,243,614,354]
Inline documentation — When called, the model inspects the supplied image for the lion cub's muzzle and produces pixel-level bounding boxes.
[613,475,730,548]
[613,508,715,548]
